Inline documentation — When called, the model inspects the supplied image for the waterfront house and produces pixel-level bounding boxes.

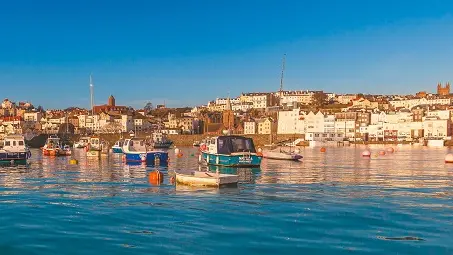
[243,121,257,135]
[257,118,275,135]
[277,108,304,134]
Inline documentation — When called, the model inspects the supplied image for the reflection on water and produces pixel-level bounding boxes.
[0,146,453,254]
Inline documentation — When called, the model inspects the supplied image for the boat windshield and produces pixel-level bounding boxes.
[217,136,256,154]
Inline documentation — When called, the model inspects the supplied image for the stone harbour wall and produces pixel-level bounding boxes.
[70,133,305,147]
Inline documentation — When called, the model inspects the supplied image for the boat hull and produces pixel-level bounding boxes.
[153,142,173,149]
[124,151,168,165]
[86,150,101,158]
[263,151,303,161]
[42,149,63,156]
[0,151,29,164]
[201,152,262,167]
[112,147,123,153]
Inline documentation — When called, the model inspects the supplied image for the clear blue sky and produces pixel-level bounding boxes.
[1,0,453,109]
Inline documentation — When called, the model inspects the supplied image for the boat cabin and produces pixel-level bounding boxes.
[1,135,26,151]
[114,140,124,147]
[46,136,61,149]
[206,136,257,155]
[89,137,101,150]
[123,138,151,152]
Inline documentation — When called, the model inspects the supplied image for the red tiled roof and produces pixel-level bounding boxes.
[0,116,23,122]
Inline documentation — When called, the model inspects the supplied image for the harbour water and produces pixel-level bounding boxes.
[1,146,453,254]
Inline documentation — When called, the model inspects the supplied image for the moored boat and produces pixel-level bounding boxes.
[192,141,200,147]
[200,135,262,167]
[262,149,303,161]
[62,145,72,156]
[0,135,31,165]
[122,138,168,165]
[85,136,102,158]
[175,170,238,187]
[152,131,173,149]
[74,137,90,148]
[112,139,124,153]
[42,135,63,156]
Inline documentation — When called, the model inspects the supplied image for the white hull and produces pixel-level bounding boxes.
[86,150,101,158]
[427,140,444,147]
[175,171,238,187]
[73,143,86,148]
[263,151,303,161]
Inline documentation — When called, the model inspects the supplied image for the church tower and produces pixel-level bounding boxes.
[108,95,116,107]
[222,96,235,133]
[437,82,450,96]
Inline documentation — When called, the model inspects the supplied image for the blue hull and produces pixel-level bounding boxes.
[201,152,262,167]
[112,147,123,153]
[0,151,30,164]
[124,151,169,165]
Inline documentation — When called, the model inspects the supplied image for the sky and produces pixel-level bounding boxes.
[1,0,453,109]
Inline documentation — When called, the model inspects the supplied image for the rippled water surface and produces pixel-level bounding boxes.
[1,146,453,254]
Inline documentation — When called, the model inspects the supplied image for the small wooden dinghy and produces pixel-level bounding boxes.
[175,170,238,187]
[262,150,303,161]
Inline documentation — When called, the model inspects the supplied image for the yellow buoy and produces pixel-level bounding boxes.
[69,159,78,165]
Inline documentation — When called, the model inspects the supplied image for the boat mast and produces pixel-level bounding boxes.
[279,54,286,98]
[90,74,94,116]
[275,54,286,146]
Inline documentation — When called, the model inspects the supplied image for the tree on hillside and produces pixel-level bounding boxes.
[100,122,124,134]
[312,92,327,107]
[144,102,153,112]
[36,105,44,112]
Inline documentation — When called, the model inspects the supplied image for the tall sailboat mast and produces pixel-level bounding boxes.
[279,54,286,95]
[90,74,94,115]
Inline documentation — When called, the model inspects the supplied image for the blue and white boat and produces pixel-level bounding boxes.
[122,138,168,165]
[200,135,262,167]
[0,135,31,165]
[112,139,124,153]
[152,131,173,149]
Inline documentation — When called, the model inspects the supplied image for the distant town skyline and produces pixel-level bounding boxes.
[1,0,453,109]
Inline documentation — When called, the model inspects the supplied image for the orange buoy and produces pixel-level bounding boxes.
[320,147,326,153]
[379,150,386,156]
[148,170,164,185]
[445,154,453,163]
[257,152,263,157]
[177,152,183,158]
[170,176,175,184]
[386,147,395,153]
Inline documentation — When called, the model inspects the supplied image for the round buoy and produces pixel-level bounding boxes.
[362,150,371,157]
[257,148,263,153]
[379,150,386,156]
[174,148,180,154]
[386,147,395,153]
[177,152,183,158]
[445,153,453,163]
[320,147,326,153]
[69,159,78,165]
[170,176,176,184]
